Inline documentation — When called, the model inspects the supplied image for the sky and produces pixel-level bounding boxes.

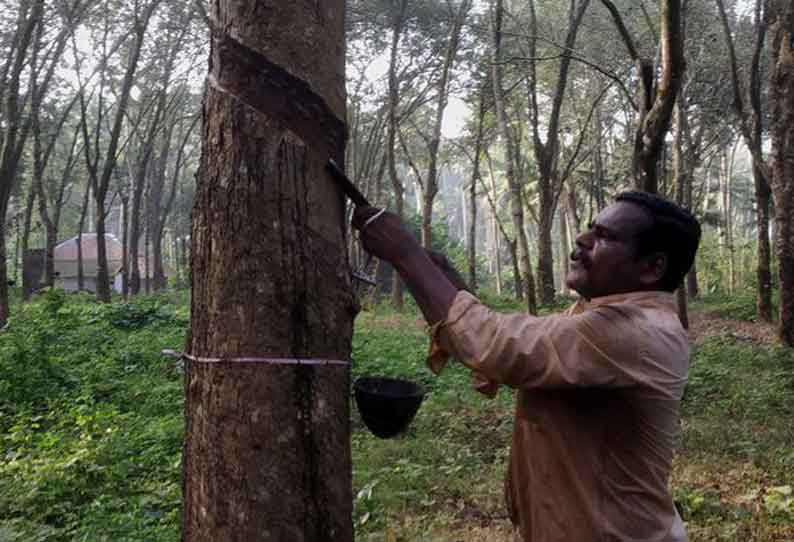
[363,51,470,140]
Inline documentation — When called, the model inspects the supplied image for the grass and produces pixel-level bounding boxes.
[0,288,792,540]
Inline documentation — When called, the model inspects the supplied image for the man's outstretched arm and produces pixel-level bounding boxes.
[352,206,459,325]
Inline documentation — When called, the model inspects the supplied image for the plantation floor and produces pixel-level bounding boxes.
[0,290,792,541]
[353,297,794,542]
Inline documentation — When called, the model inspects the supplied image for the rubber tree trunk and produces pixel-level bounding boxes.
[715,0,772,321]
[672,101,689,329]
[386,0,407,311]
[491,0,536,314]
[21,188,36,300]
[121,195,129,298]
[0,223,8,323]
[754,165,774,322]
[182,2,354,540]
[129,158,148,296]
[94,207,111,301]
[769,0,794,346]
[466,91,486,292]
[76,180,90,291]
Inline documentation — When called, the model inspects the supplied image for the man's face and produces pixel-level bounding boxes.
[565,201,656,300]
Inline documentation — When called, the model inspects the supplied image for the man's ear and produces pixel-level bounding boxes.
[639,252,667,287]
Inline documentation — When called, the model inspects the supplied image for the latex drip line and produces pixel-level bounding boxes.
[161,349,350,367]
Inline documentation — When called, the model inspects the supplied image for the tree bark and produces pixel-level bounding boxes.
[421,0,470,248]
[491,0,536,314]
[80,0,160,303]
[492,201,503,295]
[599,0,685,192]
[753,166,774,321]
[672,100,689,329]
[715,0,773,322]
[21,187,36,300]
[76,180,91,291]
[720,145,737,293]
[121,193,129,298]
[182,2,354,540]
[769,0,794,346]
[386,0,408,311]
[0,0,45,324]
[0,231,7,321]
[526,0,591,306]
[466,94,486,292]
[559,200,570,296]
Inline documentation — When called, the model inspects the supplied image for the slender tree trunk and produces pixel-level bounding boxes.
[716,0,773,321]
[685,142,699,299]
[466,92,485,292]
[769,0,794,345]
[599,0,685,192]
[121,195,129,298]
[144,214,151,294]
[152,231,165,289]
[386,0,407,311]
[21,187,36,299]
[491,0,536,313]
[94,202,111,300]
[754,166,774,321]
[182,2,353,540]
[82,1,160,303]
[559,203,570,296]
[0,229,7,322]
[720,148,736,293]
[129,161,148,296]
[421,0,469,248]
[0,0,45,323]
[492,205,503,295]
[149,122,175,292]
[536,198,555,304]
[180,236,188,284]
[466,179,478,293]
[672,100,689,329]
[77,180,91,291]
[526,0,591,306]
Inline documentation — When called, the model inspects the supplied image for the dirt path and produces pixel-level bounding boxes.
[688,309,778,345]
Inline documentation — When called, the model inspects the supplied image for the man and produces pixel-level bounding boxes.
[352,191,701,542]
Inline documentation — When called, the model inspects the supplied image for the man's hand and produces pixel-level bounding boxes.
[352,206,422,266]
[352,206,471,293]
[351,206,459,325]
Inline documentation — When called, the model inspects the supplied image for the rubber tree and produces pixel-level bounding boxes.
[490,0,537,314]
[417,0,471,249]
[76,0,161,302]
[715,0,774,322]
[385,0,409,310]
[599,0,686,193]
[768,0,794,346]
[0,0,44,323]
[182,1,355,540]
[525,0,591,305]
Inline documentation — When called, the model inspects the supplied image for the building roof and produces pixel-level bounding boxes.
[54,234,123,278]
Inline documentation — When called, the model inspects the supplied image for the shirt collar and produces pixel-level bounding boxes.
[570,290,677,313]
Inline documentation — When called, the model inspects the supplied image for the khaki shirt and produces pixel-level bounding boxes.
[429,290,688,542]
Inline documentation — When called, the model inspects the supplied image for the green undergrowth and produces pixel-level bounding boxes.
[1,289,792,541]
[0,289,187,541]
[677,291,794,541]
[694,290,780,323]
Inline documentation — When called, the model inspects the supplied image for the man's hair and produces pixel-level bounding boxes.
[615,191,701,291]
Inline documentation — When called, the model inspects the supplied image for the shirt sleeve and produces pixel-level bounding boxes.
[429,291,654,390]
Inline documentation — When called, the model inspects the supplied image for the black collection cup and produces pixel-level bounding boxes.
[353,376,425,439]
